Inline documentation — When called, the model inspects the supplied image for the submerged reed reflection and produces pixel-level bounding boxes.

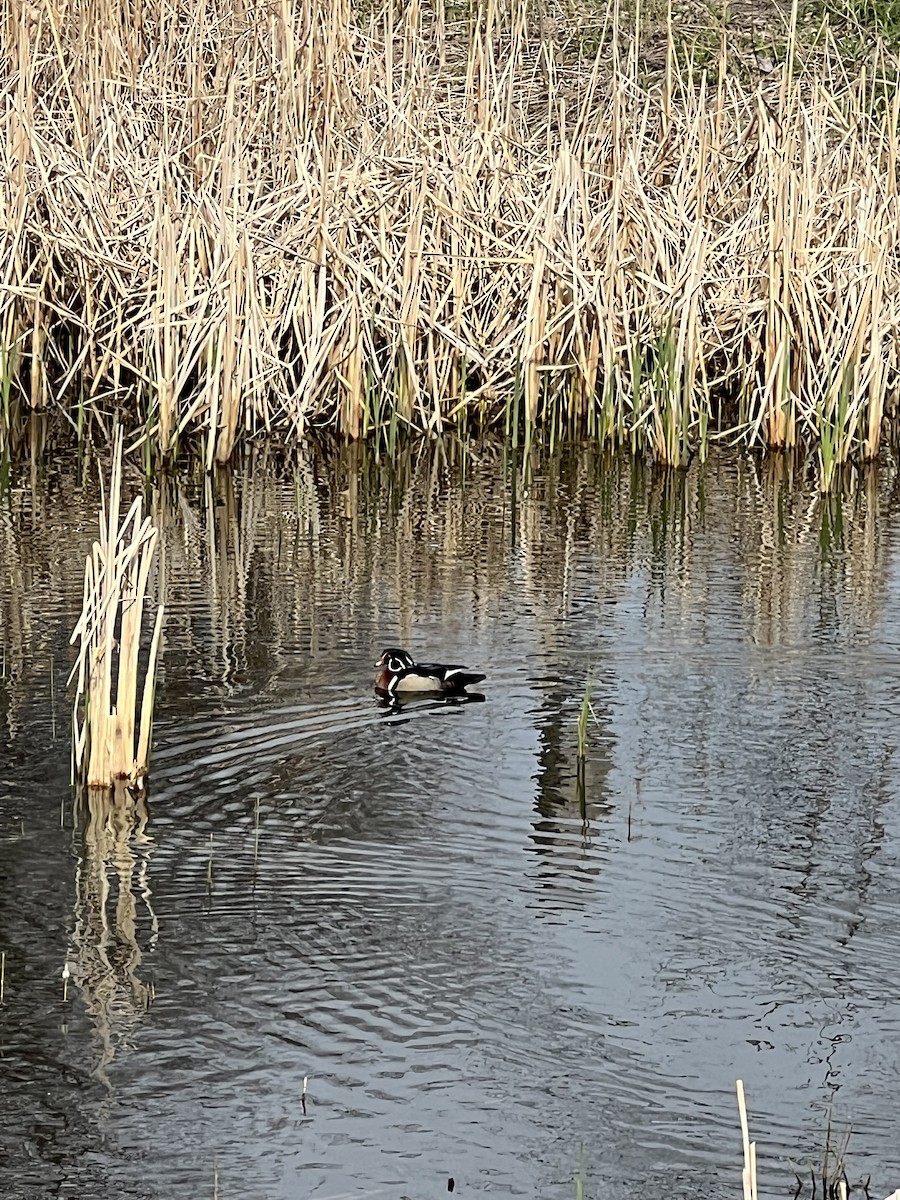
[69,783,157,1086]
[147,446,895,687]
[528,679,615,900]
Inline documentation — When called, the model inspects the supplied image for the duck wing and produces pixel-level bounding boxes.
[421,663,486,688]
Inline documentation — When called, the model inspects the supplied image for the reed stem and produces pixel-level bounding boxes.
[69,430,165,789]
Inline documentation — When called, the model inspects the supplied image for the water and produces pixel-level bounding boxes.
[2,441,900,1199]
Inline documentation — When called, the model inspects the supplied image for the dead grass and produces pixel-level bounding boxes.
[1,0,900,487]
[69,427,164,789]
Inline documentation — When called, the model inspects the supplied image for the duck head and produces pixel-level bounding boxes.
[375,648,416,673]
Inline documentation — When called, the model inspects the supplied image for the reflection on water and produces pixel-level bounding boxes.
[70,784,157,1086]
[2,439,900,1199]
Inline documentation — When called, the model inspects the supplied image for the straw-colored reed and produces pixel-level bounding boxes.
[737,1079,758,1200]
[69,429,164,788]
[0,0,898,485]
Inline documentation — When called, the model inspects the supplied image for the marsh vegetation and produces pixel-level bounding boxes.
[1,0,900,486]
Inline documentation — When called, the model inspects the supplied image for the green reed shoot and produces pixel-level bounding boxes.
[577,678,593,763]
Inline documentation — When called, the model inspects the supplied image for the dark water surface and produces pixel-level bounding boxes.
[2,442,900,1199]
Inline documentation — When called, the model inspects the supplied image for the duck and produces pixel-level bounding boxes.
[374,647,486,698]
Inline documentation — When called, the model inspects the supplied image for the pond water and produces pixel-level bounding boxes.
[2,440,900,1200]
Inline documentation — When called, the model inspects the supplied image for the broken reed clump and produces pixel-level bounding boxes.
[69,430,165,791]
[2,0,900,487]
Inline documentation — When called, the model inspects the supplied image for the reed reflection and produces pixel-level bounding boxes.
[68,782,157,1086]
[1,434,898,897]
[528,684,615,902]
[139,443,899,691]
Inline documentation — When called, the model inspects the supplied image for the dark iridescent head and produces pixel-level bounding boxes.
[375,648,416,673]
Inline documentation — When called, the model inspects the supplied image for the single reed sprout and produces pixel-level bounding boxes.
[575,1144,585,1200]
[577,678,593,763]
[736,1079,758,1200]
[69,429,165,789]
[576,677,594,816]
[49,654,56,740]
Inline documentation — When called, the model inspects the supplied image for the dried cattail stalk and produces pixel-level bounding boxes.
[69,429,164,788]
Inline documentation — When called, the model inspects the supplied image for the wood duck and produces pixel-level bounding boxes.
[374,648,486,698]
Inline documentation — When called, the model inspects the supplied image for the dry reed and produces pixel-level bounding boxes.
[1,0,899,484]
[737,1079,758,1200]
[69,428,164,788]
